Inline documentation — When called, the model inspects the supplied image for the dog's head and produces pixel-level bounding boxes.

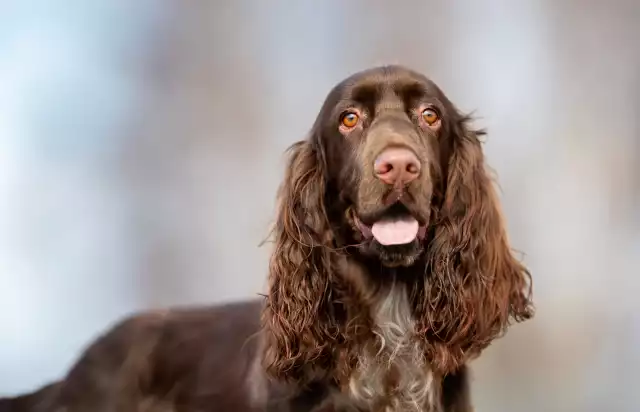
[263,65,533,381]
[313,66,460,267]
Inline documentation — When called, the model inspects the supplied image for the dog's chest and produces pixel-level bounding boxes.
[345,284,440,412]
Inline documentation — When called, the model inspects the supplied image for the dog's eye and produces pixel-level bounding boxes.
[421,108,439,126]
[341,112,359,128]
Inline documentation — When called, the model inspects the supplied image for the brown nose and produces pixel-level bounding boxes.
[374,147,421,185]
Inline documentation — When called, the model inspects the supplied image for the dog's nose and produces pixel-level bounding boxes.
[374,147,421,185]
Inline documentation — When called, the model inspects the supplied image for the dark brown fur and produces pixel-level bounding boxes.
[0,66,533,412]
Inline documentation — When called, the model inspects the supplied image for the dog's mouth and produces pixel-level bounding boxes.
[354,203,428,246]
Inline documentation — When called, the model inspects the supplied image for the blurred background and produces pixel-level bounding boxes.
[1,1,639,411]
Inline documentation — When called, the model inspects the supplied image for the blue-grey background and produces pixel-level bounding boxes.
[1,1,639,411]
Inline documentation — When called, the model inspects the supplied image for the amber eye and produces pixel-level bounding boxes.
[421,108,439,126]
[341,112,359,128]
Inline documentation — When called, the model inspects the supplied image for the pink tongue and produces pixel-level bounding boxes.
[371,217,419,246]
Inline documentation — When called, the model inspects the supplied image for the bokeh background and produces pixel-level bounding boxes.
[1,1,639,411]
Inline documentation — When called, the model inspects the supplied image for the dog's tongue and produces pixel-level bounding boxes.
[371,217,419,246]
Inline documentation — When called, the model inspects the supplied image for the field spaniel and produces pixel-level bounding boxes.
[0,65,533,412]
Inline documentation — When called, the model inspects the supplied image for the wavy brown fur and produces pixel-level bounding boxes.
[261,139,372,385]
[415,118,533,374]
[262,139,342,381]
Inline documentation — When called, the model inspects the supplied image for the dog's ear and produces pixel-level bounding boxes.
[261,136,340,384]
[417,115,534,374]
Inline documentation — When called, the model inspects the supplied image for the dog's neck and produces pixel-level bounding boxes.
[253,258,441,411]
[345,280,441,412]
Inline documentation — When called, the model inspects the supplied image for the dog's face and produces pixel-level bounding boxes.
[314,66,456,267]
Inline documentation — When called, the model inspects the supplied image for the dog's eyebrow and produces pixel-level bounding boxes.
[396,81,429,103]
[347,82,380,107]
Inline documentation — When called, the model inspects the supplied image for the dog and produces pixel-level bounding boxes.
[0,65,533,412]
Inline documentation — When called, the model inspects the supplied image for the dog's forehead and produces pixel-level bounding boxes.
[318,66,445,116]
[336,66,438,99]
[313,66,450,127]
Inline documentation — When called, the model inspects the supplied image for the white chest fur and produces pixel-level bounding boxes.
[347,283,439,412]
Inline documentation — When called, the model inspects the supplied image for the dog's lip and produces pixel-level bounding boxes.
[354,216,373,238]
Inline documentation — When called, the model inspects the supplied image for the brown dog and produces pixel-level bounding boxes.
[0,65,533,412]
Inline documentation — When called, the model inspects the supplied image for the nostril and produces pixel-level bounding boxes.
[406,161,420,175]
[374,160,393,175]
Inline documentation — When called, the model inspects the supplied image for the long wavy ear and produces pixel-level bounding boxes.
[417,115,534,374]
[261,136,340,384]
